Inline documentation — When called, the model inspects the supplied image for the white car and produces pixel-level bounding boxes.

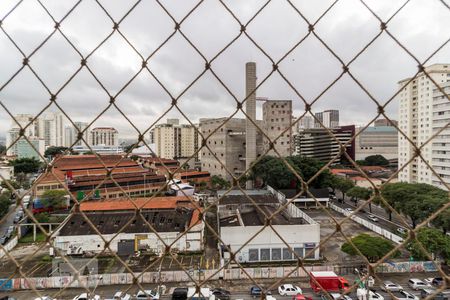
[266,296,277,300]
[321,293,352,300]
[34,297,54,300]
[344,208,353,212]
[278,284,302,296]
[136,290,160,300]
[380,281,402,292]
[408,278,430,290]
[357,289,384,300]
[392,290,419,300]
[113,291,132,300]
[423,277,434,285]
[72,294,101,300]
[367,215,379,222]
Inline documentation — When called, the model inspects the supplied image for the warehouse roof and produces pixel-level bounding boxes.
[80,196,196,211]
[218,194,279,205]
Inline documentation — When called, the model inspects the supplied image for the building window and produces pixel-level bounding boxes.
[260,249,270,261]
[249,249,259,261]
[271,248,281,260]
[282,248,292,260]
[293,247,304,258]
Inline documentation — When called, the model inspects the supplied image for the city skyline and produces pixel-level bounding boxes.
[0,1,448,139]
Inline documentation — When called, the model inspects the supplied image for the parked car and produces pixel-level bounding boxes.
[423,278,434,285]
[344,208,353,212]
[432,277,444,287]
[390,290,418,300]
[136,290,160,300]
[250,286,271,297]
[172,287,188,300]
[0,297,16,300]
[292,294,312,300]
[420,288,448,300]
[112,291,131,300]
[278,284,302,296]
[72,294,100,300]
[33,297,54,300]
[367,215,379,222]
[13,214,21,224]
[0,236,7,245]
[397,228,407,235]
[211,288,230,300]
[320,293,352,300]
[380,281,403,292]
[408,278,430,290]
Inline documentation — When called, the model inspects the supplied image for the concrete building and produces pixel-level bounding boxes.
[53,197,204,255]
[217,189,320,263]
[355,126,398,160]
[151,119,198,160]
[246,62,257,189]
[374,118,398,127]
[64,122,90,147]
[431,81,450,189]
[293,125,355,164]
[16,137,45,160]
[38,112,66,147]
[90,127,118,147]
[297,115,314,130]
[262,100,293,157]
[315,110,339,128]
[199,117,263,181]
[0,165,14,183]
[398,63,450,188]
[6,114,38,156]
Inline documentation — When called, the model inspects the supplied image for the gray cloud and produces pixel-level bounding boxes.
[0,0,449,138]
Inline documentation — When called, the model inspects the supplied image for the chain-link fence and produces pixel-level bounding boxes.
[0,0,449,299]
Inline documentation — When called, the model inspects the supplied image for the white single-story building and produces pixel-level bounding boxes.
[217,189,321,263]
[53,196,203,256]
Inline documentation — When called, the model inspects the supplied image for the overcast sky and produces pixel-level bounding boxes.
[0,0,449,139]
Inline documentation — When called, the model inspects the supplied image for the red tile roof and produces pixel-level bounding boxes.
[52,155,138,171]
[330,169,359,175]
[80,196,195,211]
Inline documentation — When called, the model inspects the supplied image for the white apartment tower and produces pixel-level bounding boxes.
[398,63,450,189]
[64,122,90,147]
[6,114,38,156]
[151,119,198,159]
[431,81,450,189]
[37,112,66,147]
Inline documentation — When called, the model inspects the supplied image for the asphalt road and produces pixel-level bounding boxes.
[332,198,408,237]
[2,276,449,300]
[0,203,18,239]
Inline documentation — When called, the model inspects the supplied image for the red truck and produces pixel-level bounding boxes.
[309,271,349,293]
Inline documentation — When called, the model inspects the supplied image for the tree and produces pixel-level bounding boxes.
[408,227,450,264]
[1,180,21,192]
[0,193,10,219]
[0,144,6,155]
[211,175,231,190]
[335,177,354,199]
[44,146,69,157]
[381,182,447,228]
[341,233,400,263]
[40,190,68,209]
[347,186,372,209]
[9,158,41,174]
[432,208,450,234]
[251,155,333,190]
[363,155,389,166]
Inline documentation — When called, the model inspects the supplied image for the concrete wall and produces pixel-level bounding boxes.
[330,204,403,244]
[0,236,18,259]
[54,224,204,255]
[221,223,320,262]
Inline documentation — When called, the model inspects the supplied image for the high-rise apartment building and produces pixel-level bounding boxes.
[355,126,398,160]
[16,137,46,160]
[64,122,90,147]
[398,63,450,189]
[297,115,314,130]
[262,100,293,157]
[315,109,339,128]
[38,112,66,147]
[6,114,38,156]
[431,81,450,189]
[151,119,198,160]
[90,127,119,147]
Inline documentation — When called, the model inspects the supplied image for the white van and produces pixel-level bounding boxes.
[187,287,215,300]
[408,278,429,290]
